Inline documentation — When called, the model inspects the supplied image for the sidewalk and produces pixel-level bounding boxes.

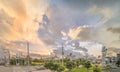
[0,66,51,72]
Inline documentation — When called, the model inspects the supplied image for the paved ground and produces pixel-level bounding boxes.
[0,65,120,72]
[0,66,51,72]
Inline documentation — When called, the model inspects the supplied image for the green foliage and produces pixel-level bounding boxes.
[103,65,111,72]
[57,65,65,72]
[33,58,44,62]
[84,61,92,70]
[65,67,94,72]
[81,59,88,65]
[31,58,44,66]
[51,63,59,71]
[43,58,104,72]
[44,62,53,69]
[74,59,82,68]
[63,58,70,63]
[10,58,16,65]
[72,67,87,72]
[65,61,76,70]
[19,58,25,65]
[105,65,110,70]
[93,66,102,72]
[10,58,25,65]
[44,61,65,72]
[116,59,120,67]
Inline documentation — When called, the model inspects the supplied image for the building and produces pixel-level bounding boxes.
[117,54,120,60]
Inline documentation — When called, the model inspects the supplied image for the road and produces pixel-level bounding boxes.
[0,66,51,72]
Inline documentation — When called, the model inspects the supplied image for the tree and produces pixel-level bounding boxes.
[84,61,92,72]
[65,61,76,71]
[104,65,111,72]
[81,58,87,65]
[57,65,65,72]
[63,58,70,63]
[19,58,25,65]
[10,58,16,65]
[44,62,65,72]
[44,62,53,69]
[33,58,44,63]
[93,66,101,72]
[10,58,25,65]
[75,59,82,68]
[116,59,120,67]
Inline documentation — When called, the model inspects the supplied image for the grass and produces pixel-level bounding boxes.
[65,67,93,72]
[31,62,43,66]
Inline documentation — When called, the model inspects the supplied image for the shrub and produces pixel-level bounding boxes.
[84,61,92,69]
[44,62,65,72]
[93,66,101,72]
[116,59,120,67]
[57,65,65,72]
[65,61,76,70]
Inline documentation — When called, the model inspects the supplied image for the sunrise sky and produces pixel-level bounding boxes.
[0,0,120,56]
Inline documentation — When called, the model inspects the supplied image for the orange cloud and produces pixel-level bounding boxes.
[0,0,52,55]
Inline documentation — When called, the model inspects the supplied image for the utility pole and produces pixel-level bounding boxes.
[3,49,10,65]
[61,44,64,66]
[8,50,10,65]
[27,42,30,72]
[27,42,30,66]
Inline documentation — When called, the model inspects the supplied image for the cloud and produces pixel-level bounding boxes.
[0,0,27,18]
[68,25,98,41]
[0,0,25,40]
[0,0,120,56]
[107,27,120,33]
[0,0,50,55]
[0,0,46,44]
[35,0,117,50]
[54,41,103,58]
[88,6,115,25]
[61,0,120,8]
[0,9,16,40]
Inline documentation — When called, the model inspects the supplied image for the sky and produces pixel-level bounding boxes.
[0,0,120,57]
